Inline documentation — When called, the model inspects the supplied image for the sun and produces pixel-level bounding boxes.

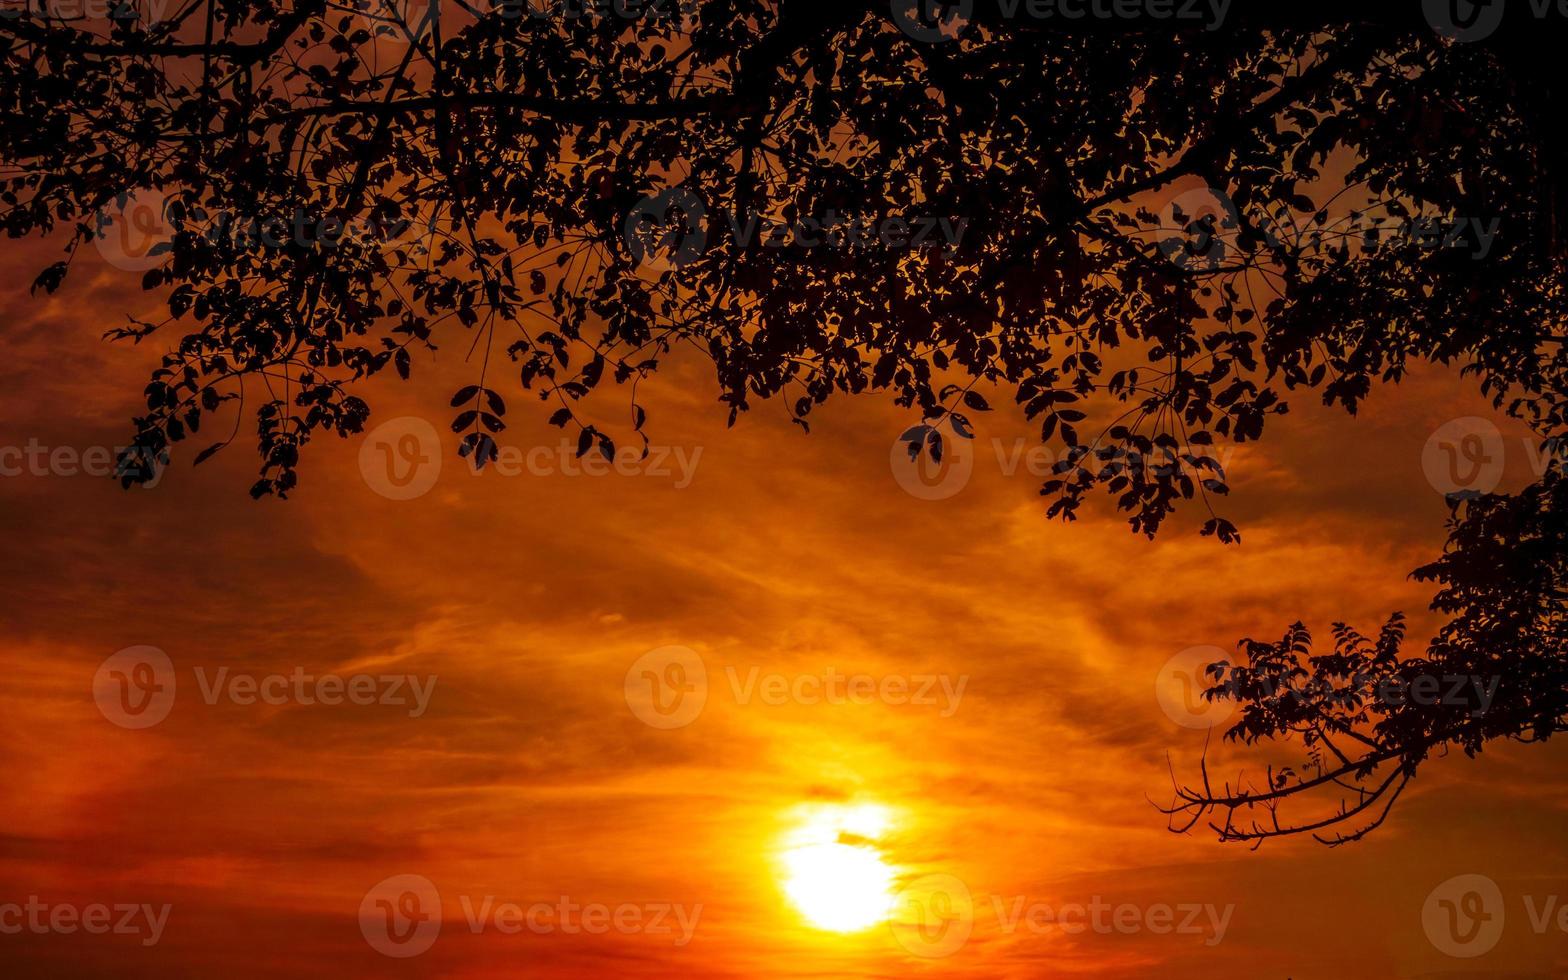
[782,842,895,932]
[779,804,896,933]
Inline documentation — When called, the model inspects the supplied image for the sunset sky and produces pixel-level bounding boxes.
[3,233,1567,978]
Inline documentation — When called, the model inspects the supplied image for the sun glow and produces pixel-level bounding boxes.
[779,803,897,933]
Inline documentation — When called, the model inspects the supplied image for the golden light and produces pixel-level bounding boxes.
[778,803,897,933]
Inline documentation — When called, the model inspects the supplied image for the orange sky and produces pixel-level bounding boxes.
[2,236,1567,979]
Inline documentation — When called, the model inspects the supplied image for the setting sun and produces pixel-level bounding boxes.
[779,804,897,932]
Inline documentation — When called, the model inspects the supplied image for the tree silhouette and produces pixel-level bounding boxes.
[3,0,1565,842]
